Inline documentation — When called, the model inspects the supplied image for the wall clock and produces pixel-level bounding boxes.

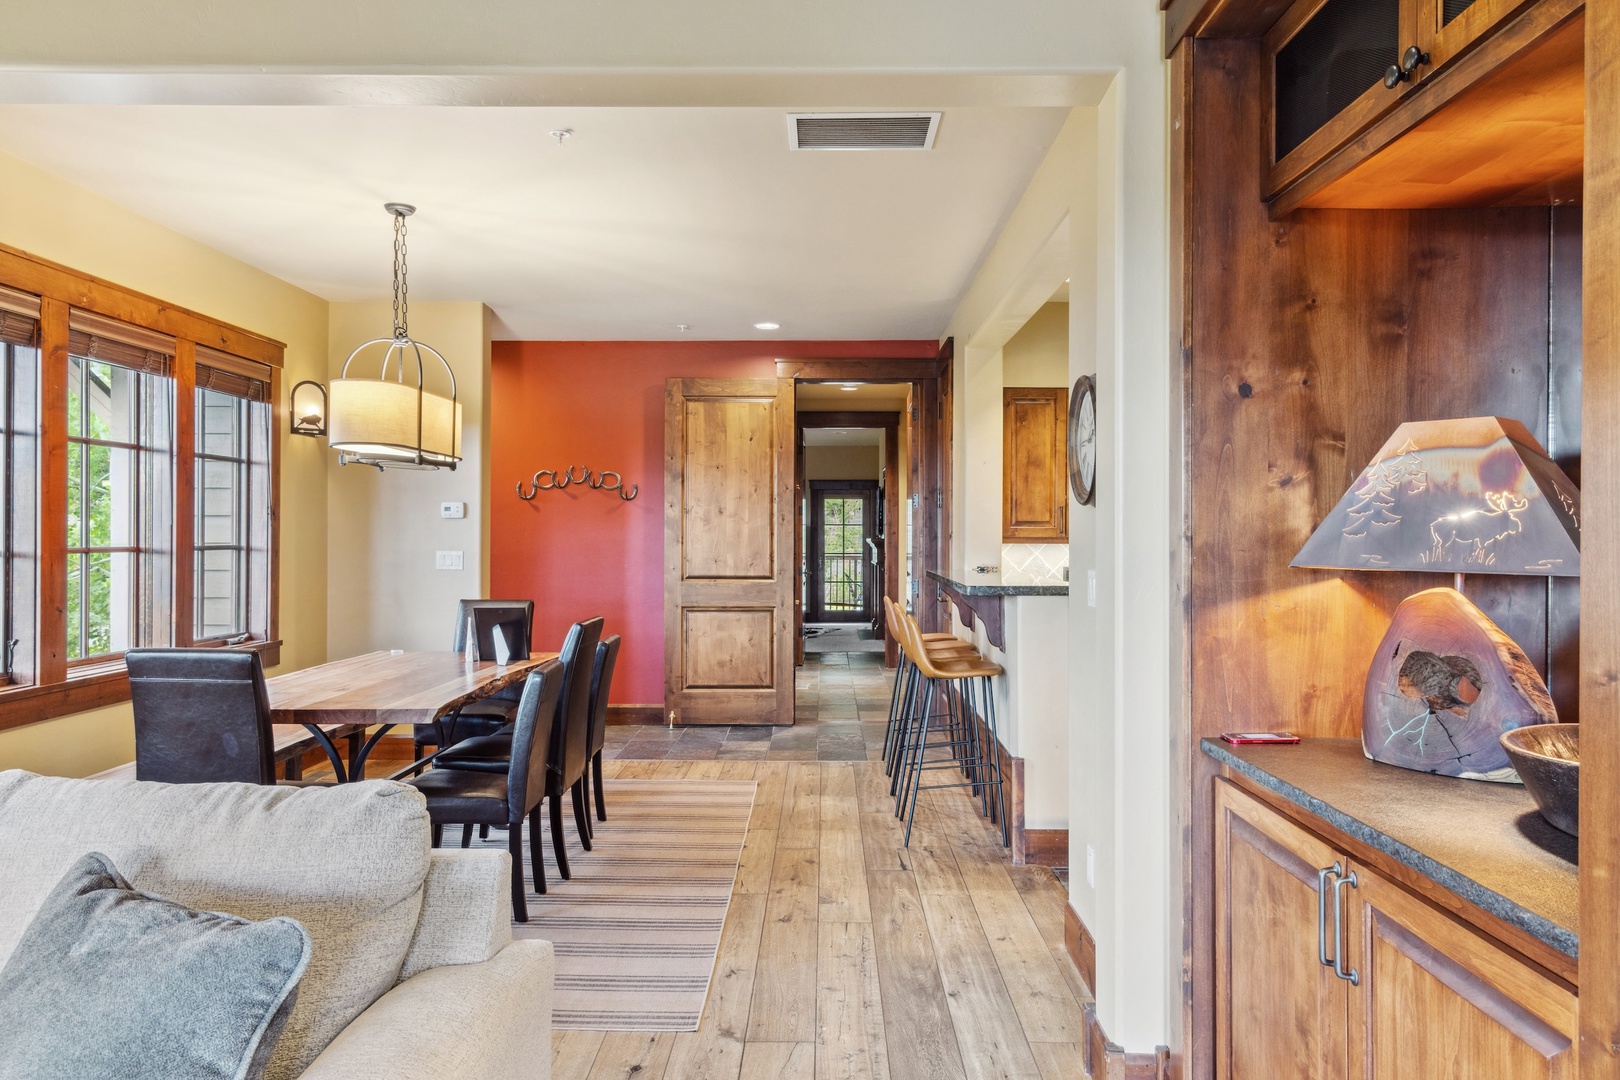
[1068,374,1096,506]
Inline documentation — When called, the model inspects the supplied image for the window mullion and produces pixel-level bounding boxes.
[35,298,68,683]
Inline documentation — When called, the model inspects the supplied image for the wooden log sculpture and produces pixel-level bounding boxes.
[1362,587,1556,782]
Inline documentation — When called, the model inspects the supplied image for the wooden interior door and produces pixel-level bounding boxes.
[1215,781,1349,1080]
[664,377,794,726]
[1346,860,1577,1080]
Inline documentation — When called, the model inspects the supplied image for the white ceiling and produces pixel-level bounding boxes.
[0,104,1069,340]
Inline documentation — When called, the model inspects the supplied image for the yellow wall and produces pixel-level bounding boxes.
[326,301,492,656]
[1002,302,1069,387]
[0,150,330,777]
[804,444,881,481]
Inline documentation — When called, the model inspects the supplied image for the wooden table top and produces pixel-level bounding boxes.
[266,650,557,727]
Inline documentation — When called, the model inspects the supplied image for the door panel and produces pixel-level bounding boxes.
[1347,861,1576,1080]
[665,378,794,725]
[1002,387,1068,541]
[1215,780,1349,1080]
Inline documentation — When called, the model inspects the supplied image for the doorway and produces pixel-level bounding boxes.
[807,480,878,623]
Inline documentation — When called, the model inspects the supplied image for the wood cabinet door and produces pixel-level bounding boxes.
[664,377,795,725]
[1263,0,1419,197]
[1344,860,1577,1080]
[1002,386,1068,542]
[1215,781,1350,1080]
[1414,0,1539,75]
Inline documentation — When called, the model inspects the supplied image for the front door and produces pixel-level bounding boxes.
[807,481,878,624]
[664,377,795,725]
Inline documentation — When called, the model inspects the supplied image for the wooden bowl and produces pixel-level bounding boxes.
[1499,724,1579,837]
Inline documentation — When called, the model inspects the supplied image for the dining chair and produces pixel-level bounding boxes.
[126,648,337,786]
[412,598,537,763]
[583,635,621,823]
[435,617,603,880]
[408,658,563,920]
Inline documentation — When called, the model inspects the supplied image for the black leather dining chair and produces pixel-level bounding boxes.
[436,617,603,879]
[408,659,563,919]
[583,635,621,824]
[413,598,536,763]
[127,648,333,786]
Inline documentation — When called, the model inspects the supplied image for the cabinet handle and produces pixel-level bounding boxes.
[1316,864,1338,968]
[1331,869,1361,985]
[1383,45,1431,89]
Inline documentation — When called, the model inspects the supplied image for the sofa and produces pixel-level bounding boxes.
[0,770,553,1080]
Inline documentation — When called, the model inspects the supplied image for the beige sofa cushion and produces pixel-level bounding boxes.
[0,772,431,1080]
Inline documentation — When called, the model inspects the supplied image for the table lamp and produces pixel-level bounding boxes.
[1292,417,1580,782]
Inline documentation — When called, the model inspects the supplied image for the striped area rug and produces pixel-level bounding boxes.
[467,778,755,1031]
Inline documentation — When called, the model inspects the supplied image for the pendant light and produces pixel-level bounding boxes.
[327,202,463,471]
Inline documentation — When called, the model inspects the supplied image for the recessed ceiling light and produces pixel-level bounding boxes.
[839,385,859,392]
[753,322,781,331]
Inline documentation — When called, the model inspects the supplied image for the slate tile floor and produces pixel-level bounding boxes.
[603,651,893,763]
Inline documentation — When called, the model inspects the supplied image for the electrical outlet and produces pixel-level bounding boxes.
[434,550,464,571]
[440,501,466,519]
[1086,845,1097,888]
[1087,570,1098,608]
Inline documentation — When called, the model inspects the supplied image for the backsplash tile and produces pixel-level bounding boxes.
[1001,543,1070,584]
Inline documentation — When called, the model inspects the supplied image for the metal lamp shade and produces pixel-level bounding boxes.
[327,378,462,467]
[1292,416,1580,577]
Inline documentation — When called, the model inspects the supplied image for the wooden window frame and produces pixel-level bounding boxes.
[0,241,286,732]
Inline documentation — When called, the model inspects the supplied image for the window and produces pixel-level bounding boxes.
[0,290,39,687]
[0,248,284,728]
[193,356,272,643]
[65,351,173,662]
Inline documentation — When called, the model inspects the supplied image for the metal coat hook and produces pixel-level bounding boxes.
[517,466,639,502]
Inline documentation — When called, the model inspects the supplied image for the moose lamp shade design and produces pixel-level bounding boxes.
[1292,417,1580,782]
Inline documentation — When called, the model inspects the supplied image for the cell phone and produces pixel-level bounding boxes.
[1220,732,1300,745]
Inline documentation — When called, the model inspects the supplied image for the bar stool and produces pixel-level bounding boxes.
[880,596,978,784]
[890,608,1008,848]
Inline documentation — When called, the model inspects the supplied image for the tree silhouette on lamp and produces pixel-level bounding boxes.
[1292,417,1580,781]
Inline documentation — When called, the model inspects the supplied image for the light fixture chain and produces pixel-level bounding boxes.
[392,209,410,340]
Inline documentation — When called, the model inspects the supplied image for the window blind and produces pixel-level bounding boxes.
[0,286,40,348]
[195,345,272,403]
[67,309,174,376]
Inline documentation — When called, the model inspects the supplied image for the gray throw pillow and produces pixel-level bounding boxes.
[0,852,311,1080]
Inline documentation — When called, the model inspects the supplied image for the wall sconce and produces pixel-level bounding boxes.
[289,380,328,437]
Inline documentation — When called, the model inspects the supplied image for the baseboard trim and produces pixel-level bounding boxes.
[607,705,665,725]
[1083,1002,1171,1080]
[1064,902,1096,996]
[1024,829,1069,867]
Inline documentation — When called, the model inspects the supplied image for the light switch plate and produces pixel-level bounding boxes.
[440,501,466,519]
[434,550,464,571]
[1086,845,1096,888]
[1087,570,1097,608]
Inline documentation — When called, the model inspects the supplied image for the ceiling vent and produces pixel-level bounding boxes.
[788,113,941,151]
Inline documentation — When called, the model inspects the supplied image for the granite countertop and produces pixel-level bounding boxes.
[925,569,1069,597]
[1203,737,1578,959]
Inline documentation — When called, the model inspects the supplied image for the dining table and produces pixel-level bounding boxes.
[91,649,556,783]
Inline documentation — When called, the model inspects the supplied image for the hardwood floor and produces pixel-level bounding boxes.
[555,652,1092,1080]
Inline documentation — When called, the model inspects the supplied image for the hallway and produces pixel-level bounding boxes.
[561,654,1092,1080]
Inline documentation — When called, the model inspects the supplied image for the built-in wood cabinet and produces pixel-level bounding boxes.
[1002,386,1068,542]
[1215,781,1576,1080]
[1262,0,1583,211]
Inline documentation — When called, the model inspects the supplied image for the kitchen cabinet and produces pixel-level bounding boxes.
[1002,386,1068,542]
[1263,0,1581,210]
[1215,780,1576,1079]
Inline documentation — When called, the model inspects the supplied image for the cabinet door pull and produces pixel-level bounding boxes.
[1332,869,1361,985]
[1316,864,1339,968]
[1383,45,1432,89]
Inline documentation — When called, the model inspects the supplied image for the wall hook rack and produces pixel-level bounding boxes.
[517,466,639,502]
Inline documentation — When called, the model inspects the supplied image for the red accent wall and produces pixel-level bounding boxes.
[490,340,937,705]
